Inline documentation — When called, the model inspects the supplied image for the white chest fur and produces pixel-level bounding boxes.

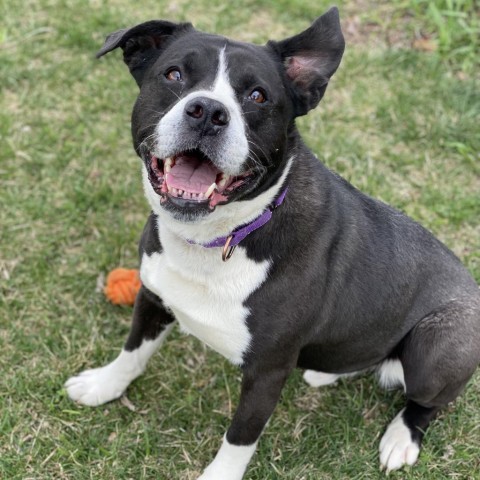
[140,228,270,365]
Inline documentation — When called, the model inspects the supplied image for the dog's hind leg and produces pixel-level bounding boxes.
[379,297,480,472]
[379,401,440,472]
[65,286,175,406]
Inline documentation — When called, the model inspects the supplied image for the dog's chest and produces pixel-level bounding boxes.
[140,229,270,364]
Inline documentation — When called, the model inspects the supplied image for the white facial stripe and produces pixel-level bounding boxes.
[211,48,239,115]
[155,47,249,175]
[199,435,257,480]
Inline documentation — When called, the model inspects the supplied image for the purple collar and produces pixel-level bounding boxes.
[188,187,288,261]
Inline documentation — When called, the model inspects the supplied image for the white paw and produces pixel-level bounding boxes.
[379,409,420,472]
[303,370,340,387]
[65,364,132,407]
[197,437,256,480]
[198,465,244,480]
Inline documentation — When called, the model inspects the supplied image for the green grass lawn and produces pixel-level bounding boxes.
[1,0,479,478]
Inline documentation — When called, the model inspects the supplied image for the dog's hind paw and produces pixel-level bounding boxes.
[303,370,340,387]
[379,409,420,472]
[65,364,132,407]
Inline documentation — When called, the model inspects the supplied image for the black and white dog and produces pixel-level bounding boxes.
[66,7,480,479]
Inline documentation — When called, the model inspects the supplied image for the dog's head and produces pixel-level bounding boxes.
[97,8,344,222]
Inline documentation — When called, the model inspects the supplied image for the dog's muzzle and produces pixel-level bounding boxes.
[143,148,255,211]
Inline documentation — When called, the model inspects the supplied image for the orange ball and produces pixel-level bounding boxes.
[104,268,141,306]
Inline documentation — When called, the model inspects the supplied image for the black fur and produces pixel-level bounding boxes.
[124,286,174,351]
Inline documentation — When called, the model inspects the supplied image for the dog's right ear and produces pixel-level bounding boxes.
[96,20,193,86]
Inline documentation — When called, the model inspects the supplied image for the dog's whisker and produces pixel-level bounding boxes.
[166,87,182,101]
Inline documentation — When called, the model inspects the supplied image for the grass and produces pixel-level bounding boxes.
[408,0,480,73]
[1,0,479,478]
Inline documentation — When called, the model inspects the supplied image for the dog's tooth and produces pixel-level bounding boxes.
[164,157,174,173]
[218,175,230,187]
[198,192,205,200]
[205,183,217,198]
[178,189,184,196]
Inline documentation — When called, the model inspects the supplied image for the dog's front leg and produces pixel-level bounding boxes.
[199,364,293,480]
[66,286,175,406]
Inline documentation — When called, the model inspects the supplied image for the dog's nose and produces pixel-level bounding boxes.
[184,97,230,135]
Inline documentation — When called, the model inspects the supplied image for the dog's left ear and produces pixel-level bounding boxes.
[96,20,193,86]
[269,7,345,116]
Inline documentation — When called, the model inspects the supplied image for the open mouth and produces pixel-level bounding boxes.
[144,148,254,210]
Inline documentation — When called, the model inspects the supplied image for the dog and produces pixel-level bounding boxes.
[65,7,480,479]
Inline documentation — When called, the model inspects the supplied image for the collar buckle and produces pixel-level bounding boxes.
[186,187,288,261]
[222,235,236,262]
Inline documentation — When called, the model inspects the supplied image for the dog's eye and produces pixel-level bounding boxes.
[249,89,267,104]
[165,69,182,82]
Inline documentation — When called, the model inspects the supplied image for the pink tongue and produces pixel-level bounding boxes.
[167,154,219,193]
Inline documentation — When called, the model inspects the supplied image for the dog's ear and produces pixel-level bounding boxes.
[96,20,193,86]
[270,7,345,116]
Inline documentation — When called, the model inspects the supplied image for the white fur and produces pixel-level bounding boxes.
[379,408,420,472]
[140,244,268,365]
[155,48,249,175]
[303,370,341,387]
[198,435,257,480]
[377,359,406,391]
[65,325,173,406]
